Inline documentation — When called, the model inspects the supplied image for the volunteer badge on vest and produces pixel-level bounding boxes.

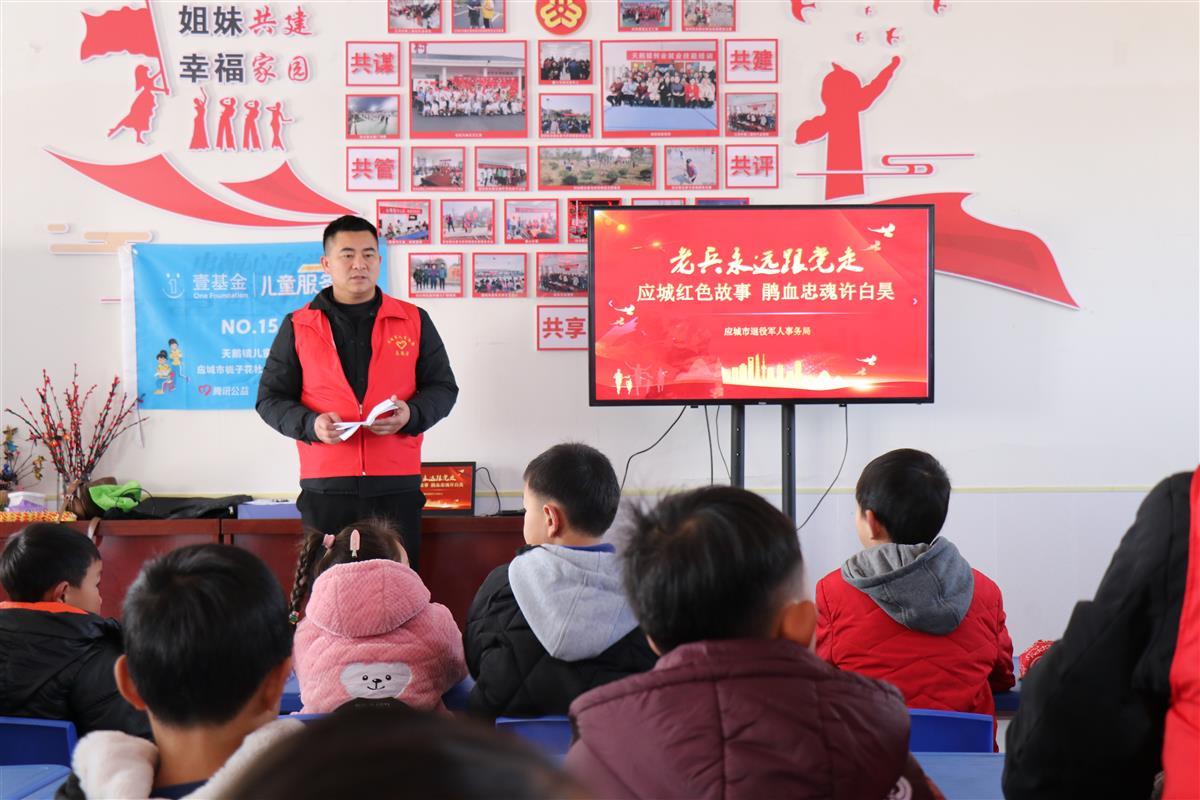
[389,334,416,357]
[537,0,587,35]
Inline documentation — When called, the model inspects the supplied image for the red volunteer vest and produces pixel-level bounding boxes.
[292,294,423,479]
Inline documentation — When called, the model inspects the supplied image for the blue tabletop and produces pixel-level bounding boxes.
[914,753,1004,800]
[0,764,71,800]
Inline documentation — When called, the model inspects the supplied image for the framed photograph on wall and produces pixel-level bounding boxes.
[538,40,593,85]
[504,198,559,243]
[347,146,402,192]
[389,0,442,33]
[539,93,593,138]
[537,304,589,350]
[411,146,466,191]
[475,146,529,191]
[451,0,506,32]
[725,144,778,188]
[617,0,671,32]
[378,199,432,244]
[440,199,496,243]
[410,41,527,139]
[694,196,749,205]
[567,197,620,243]
[536,252,588,297]
[600,40,718,137]
[408,252,465,298]
[682,0,734,31]
[346,94,400,139]
[346,42,402,87]
[724,38,778,83]
[664,144,719,190]
[725,92,777,136]
[537,146,656,190]
[472,252,527,297]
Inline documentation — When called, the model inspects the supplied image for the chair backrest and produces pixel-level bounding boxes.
[442,675,476,712]
[495,716,572,756]
[0,717,78,767]
[908,708,994,753]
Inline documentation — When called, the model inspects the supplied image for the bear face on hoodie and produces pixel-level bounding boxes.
[293,559,467,714]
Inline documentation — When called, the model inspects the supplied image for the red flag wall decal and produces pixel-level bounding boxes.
[877,192,1078,308]
[47,151,323,227]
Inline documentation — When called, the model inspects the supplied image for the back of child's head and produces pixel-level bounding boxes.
[855,448,951,545]
[227,699,582,800]
[122,543,292,727]
[0,523,100,602]
[523,442,620,536]
[288,518,406,622]
[622,485,803,654]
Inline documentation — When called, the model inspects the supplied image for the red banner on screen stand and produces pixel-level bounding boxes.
[591,206,933,404]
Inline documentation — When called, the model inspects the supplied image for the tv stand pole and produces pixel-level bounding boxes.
[730,404,746,488]
[782,404,796,522]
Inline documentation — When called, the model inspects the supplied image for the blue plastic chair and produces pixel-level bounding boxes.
[442,675,475,712]
[908,709,994,753]
[279,672,302,714]
[0,764,71,800]
[495,716,572,757]
[0,717,78,767]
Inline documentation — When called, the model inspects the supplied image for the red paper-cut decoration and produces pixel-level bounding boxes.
[215,97,238,151]
[791,0,816,22]
[189,89,209,150]
[885,27,901,45]
[932,0,947,13]
[221,162,357,217]
[877,192,1078,308]
[80,4,160,63]
[46,151,321,227]
[243,100,263,151]
[266,101,293,150]
[106,65,167,144]
[794,56,900,199]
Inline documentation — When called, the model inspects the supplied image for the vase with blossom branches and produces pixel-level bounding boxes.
[5,365,142,512]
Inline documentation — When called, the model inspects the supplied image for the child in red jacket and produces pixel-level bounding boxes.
[816,448,1015,724]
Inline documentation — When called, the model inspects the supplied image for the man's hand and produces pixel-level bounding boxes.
[314,412,345,444]
[368,396,411,435]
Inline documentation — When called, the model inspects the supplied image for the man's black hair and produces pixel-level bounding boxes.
[323,215,379,251]
[622,485,802,654]
[523,443,620,536]
[0,524,101,602]
[854,448,951,546]
[123,544,292,727]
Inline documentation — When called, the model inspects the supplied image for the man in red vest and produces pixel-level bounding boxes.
[257,216,458,570]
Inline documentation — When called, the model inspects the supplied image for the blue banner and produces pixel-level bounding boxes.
[131,241,388,410]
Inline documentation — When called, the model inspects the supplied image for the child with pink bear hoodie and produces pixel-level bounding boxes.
[289,520,466,714]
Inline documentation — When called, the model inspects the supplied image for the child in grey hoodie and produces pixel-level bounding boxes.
[464,443,657,718]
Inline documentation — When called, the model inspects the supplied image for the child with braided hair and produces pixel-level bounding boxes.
[289,519,466,714]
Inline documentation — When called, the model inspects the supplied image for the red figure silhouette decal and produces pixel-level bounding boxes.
[266,102,293,151]
[791,0,816,22]
[189,88,209,150]
[107,64,167,144]
[794,55,900,200]
[242,100,262,151]
[215,97,238,151]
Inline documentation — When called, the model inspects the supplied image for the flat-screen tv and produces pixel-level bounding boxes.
[588,204,933,406]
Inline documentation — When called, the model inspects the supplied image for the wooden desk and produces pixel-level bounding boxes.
[0,517,524,626]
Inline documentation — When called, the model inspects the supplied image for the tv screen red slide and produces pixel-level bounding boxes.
[589,204,933,405]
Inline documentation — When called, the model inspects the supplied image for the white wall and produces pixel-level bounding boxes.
[2,2,1197,649]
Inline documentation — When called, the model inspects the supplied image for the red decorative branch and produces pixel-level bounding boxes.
[4,365,141,483]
